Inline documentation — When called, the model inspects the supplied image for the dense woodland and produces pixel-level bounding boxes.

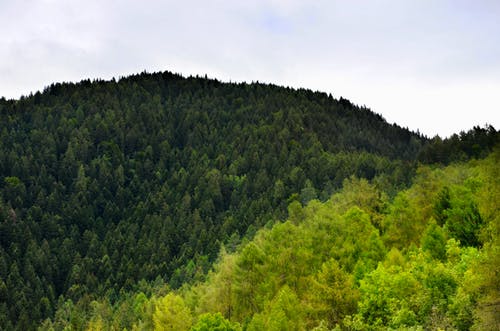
[0,71,498,330]
[41,151,499,331]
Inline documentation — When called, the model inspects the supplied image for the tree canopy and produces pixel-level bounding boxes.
[0,71,497,329]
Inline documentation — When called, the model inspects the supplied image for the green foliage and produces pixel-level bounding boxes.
[39,151,499,330]
[418,125,499,164]
[0,71,497,330]
[247,286,304,331]
[190,312,240,331]
[443,185,484,247]
[421,219,447,261]
[469,242,500,330]
[0,71,433,329]
[153,293,192,331]
[308,258,359,326]
[194,248,236,319]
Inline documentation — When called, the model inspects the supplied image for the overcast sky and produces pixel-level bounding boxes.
[1,0,499,137]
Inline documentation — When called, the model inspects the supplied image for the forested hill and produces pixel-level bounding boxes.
[1,71,425,157]
[45,150,499,331]
[0,71,497,330]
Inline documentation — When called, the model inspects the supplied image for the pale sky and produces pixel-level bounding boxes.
[1,0,499,137]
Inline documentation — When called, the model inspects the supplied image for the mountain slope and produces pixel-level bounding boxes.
[42,150,500,330]
[0,71,495,329]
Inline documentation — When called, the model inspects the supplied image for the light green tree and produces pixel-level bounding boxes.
[248,286,305,331]
[308,258,359,327]
[153,293,192,331]
[190,312,240,331]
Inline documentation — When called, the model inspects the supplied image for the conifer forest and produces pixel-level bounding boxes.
[0,72,498,330]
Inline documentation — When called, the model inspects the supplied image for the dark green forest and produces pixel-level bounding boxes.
[0,71,497,330]
[49,152,498,331]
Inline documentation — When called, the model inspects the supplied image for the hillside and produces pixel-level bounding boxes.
[42,150,500,330]
[0,71,497,329]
